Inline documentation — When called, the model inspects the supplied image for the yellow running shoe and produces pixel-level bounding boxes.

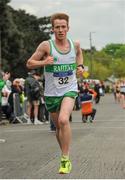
[59,157,72,174]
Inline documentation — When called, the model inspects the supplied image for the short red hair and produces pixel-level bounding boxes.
[50,13,69,27]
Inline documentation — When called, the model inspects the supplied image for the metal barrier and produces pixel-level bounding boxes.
[12,93,27,124]
[12,93,50,124]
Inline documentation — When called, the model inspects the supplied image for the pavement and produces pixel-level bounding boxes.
[0,94,125,179]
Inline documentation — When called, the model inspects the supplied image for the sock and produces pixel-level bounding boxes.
[34,117,38,121]
[62,155,69,160]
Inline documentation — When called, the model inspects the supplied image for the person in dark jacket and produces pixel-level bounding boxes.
[24,71,43,124]
[94,82,100,104]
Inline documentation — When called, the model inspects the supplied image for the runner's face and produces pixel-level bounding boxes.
[52,19,69,40]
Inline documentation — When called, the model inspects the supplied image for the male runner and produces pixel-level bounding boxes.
[27,13,84,174]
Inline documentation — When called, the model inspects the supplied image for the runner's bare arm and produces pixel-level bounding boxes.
[27,41,54,69]
[75,41,84,76]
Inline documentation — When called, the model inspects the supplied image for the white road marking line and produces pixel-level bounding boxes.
[0,139,6,143]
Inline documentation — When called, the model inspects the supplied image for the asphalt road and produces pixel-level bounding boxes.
[1,94,125,179]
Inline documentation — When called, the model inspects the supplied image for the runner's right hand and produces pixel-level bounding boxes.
[44,56,54,65]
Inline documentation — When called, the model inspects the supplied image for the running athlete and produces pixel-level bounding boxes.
[120,80,125,108]
[27,13,84,174]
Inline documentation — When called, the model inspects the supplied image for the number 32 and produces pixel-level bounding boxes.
[58,77,69,84]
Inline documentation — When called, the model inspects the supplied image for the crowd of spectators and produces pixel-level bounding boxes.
[1,70,108,127]
[0,70,51,125]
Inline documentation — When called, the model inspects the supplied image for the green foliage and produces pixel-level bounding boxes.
[102,43,125,58]
[113,58,125,78]
[92,61,111,80]
[83,43,125,80]
[1,1,51,78]
[115,46,125,59]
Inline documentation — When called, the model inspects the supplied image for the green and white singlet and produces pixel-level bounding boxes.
[44,38,78,96]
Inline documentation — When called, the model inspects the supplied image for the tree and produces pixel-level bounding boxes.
[1,1,51,78]
[92,61,111,80]
[115,45,125,59]
[102,43,125,58]
[83,43,125,80]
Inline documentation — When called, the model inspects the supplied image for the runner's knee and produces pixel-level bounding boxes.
[59,115,69,126]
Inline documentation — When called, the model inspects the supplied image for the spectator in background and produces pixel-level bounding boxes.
[8,78,23,122]
[94,82,101,104]
[113,81,121,103]
[1,72,12,120]
[80,86,97,123]
[50,115,56,132]
[120,80,125,109]
[0,71,5,121]
[2,72,12,89]
[100,81,105,96]
[38,77,49,124]
[1,81,11,120]
[24,70,43,124]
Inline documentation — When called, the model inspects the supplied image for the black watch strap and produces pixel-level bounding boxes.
[77,64,84,69]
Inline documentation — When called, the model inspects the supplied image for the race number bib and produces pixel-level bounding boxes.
[53,71,73,88]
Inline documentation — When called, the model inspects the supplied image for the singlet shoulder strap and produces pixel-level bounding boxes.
[48,39,53,56]
[68,38,76,53]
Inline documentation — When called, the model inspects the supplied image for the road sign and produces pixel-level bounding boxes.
[83,71,89,78]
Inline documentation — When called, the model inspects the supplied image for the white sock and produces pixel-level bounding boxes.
[35,118,39,121]
[62,155,69,160]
